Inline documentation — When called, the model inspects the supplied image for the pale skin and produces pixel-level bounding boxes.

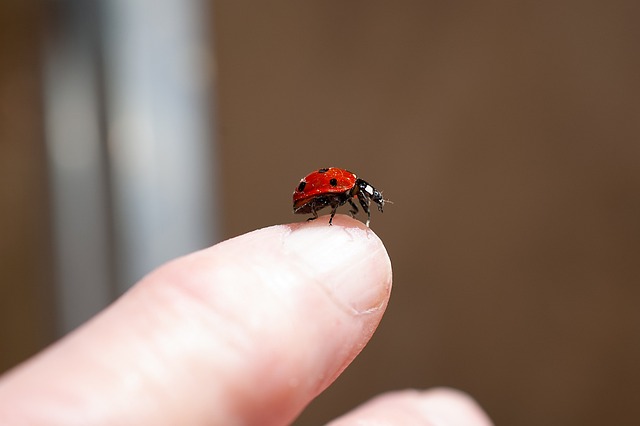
[0,215,493,425]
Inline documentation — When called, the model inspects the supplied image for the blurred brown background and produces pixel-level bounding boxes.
[2,1,640,425]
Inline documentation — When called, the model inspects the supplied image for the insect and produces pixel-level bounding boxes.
[293,167,385,226]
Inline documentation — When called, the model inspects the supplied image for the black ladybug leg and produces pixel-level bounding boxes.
[328,203,340,225]
[347,199,359,218]
[307,206,319,222]
[357,193,372,227]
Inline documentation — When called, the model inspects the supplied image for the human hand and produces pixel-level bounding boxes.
[0,215,492,425]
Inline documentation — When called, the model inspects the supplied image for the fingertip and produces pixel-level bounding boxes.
[152,218,393,422]
[283,214,392,314]
[328,388,493,426]
[418,388,494,426]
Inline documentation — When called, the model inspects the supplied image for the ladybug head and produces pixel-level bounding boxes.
[355,178,385,212]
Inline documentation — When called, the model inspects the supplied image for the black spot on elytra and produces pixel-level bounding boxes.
[318,168,329,173]
[297,181,306,192]
[329,178,338,186]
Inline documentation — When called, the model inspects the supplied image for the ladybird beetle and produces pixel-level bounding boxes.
[293,167,385,226]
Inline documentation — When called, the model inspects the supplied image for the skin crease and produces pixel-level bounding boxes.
[0,215,492,425]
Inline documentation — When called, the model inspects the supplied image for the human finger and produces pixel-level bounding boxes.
[0,215,392,426]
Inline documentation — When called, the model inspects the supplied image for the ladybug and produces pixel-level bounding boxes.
[293,167,385,226]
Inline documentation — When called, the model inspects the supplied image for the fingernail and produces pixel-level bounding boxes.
[283,221,392,314]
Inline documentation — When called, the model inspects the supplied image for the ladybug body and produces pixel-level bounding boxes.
[293,167,385,226]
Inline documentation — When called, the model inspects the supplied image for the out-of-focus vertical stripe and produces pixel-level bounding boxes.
[103,0,217,293]
[43,1,113,334]
[43,0,218,334]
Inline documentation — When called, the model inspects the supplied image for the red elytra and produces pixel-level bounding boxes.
[293,167,385,226]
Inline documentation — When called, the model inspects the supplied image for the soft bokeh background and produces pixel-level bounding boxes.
[2,1,639,425]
